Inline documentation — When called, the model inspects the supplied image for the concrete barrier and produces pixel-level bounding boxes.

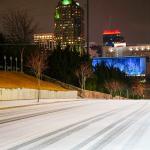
[0,88,78,100]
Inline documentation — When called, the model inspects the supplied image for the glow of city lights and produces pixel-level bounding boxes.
[109,48,113,52]
[76,2,80,6]
[141,47,144,50]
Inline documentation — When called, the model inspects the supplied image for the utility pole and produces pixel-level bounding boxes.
[87,0,89,55]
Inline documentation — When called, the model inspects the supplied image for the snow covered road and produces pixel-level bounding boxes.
[0,100,150,150]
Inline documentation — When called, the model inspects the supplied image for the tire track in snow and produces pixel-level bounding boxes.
[71,103,148,150]
[0,105,84,125]
[9,104,134,150]
[122,113,150,150]
[87,105,150,150]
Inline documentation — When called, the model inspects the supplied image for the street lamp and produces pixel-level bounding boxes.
[10,56,12,71]
[4,56,6,71]
[87,0,89,55]
[15,57,18,72]
[20,48,24,73]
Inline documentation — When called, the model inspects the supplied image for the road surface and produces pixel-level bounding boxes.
[0,99,150,150]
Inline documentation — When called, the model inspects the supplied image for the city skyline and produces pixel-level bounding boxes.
[0,0,150,44]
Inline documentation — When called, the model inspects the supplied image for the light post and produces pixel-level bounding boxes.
[10,56,12,71]
[21,55,23,72]
[87,0,89,55]
[127,89,129,99]
[4,56,6,71]
[20,48,24,73]
[15,57,18,72]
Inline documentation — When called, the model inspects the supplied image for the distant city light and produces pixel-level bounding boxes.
[61,0,72,5]
[55,10,60,20]
[141,47,144,51]
[76,2,80,6]
[109,48,113,52]
[103,29,121,35]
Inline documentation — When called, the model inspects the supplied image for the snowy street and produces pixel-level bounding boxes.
[0,99,150,150]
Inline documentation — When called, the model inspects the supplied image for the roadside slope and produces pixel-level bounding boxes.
[0,71,66,91]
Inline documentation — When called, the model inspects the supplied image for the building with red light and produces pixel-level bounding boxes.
[101,29,150,77]
[103,29,126,47]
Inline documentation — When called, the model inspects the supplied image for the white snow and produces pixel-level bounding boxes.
[0,99,150,150]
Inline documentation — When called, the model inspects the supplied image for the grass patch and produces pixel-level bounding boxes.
[0,71,67,91]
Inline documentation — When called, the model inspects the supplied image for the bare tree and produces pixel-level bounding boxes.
[2,10,37,43]
[105,80,126,97]
[2,10,38,72]
[27,51,48,102]
[132,81,144,98]
[75,62,93,90]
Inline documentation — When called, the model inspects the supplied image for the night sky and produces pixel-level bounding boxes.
[0,0,150,45]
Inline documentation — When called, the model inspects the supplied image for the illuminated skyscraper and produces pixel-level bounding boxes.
[54,0,84,52]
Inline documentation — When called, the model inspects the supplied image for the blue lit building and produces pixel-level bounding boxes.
[92,56,147,76]
[99,28,149,76]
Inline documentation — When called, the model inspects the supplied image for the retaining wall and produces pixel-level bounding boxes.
[42,75,121,99]
[79,90,112,99]
[0,88,78,100]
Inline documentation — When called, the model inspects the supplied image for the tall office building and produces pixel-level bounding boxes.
[54,0,84,52]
